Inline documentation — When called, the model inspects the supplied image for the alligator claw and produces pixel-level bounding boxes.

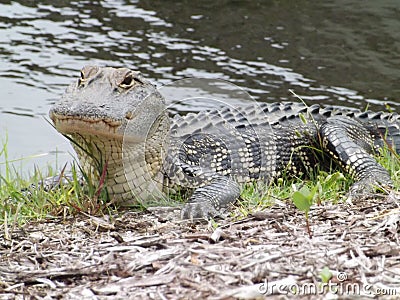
[181,201,221,220]
[347,177,393,201]
[180,176,240,220]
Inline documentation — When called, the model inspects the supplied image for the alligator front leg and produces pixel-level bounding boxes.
[181,176,240,220]
[320,116,393,196]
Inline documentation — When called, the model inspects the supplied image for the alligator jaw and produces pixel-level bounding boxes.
[50,111,125,140]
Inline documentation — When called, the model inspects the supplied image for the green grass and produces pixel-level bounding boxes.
[1,136,400,226]
[0,137,118,227]
[234,143,400,219]
[234,170,351,218]
[377,144,400,185]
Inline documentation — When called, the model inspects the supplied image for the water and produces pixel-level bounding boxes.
[1,0,400,174]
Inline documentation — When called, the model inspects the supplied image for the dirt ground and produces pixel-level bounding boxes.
[0,195,399,300]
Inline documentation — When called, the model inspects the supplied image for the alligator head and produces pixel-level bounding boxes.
[50,66,169,204]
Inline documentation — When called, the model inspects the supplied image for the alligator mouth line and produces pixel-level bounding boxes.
[50,113,124,139]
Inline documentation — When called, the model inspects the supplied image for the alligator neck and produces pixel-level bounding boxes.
[122,112,171,203]
[69,112,170,204]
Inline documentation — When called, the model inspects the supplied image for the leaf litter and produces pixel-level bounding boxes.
[0,193,399,300]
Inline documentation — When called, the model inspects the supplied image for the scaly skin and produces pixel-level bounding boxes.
[50,66,400,219]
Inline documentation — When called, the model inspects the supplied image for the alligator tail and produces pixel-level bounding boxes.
[363,112,400,154]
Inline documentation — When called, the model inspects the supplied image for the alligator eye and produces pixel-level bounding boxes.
[119,73,137,89]
[78,66,99,87]
[78,71,85,86]
[117,70,143,90]
[121,75,133,86]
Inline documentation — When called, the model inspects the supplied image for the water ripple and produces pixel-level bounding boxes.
[1,0,400,170]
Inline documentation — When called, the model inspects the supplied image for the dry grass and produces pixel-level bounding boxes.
[0,192,399,299]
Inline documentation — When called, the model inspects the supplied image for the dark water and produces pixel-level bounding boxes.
[1,0,400,173]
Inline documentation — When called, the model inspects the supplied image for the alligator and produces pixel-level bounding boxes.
[49,66,400,219]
